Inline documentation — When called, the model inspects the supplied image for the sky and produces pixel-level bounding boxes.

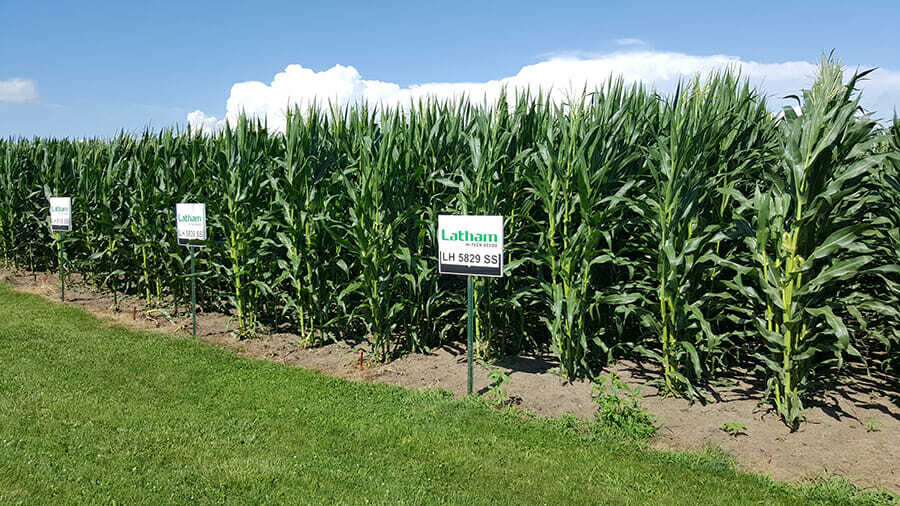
[2,0,899,138]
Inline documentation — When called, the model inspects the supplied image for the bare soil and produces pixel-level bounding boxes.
[2,268,898,493]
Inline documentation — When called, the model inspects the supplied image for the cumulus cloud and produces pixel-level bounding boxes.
[186,110,223,136]
[0,78,38,103]
[189,51,900,134]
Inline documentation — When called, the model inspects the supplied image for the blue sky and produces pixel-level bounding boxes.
[2,0,899,138]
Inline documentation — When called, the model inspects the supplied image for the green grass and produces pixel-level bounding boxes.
[0,283,893,505]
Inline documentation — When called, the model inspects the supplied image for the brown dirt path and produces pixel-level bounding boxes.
[2,268,898,493]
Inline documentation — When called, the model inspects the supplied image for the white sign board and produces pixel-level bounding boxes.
[438,215,503,277]
[49,197,72,232]
[176,203,206,246]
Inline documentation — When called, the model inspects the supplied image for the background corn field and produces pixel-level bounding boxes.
[1,57,898,427]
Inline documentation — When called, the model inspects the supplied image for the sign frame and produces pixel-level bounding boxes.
[437,215,504,278]
[176,203,207,248]
[49,197,72,232]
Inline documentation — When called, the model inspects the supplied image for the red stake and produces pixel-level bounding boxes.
[359,351,364,368]
[132,307,136,320]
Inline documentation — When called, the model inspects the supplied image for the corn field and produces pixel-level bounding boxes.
[1,56,898,428]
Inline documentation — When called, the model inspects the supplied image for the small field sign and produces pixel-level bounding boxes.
[438,214,504,396]
[438,215,503,277]
[49,197,72,232]
[176,203,206,247]
[176,202,206,337]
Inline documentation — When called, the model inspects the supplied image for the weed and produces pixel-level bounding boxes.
[864,418,882,433]
[794,475,899,505]
[477,359,511,407]
[592,372,657,441]
[720,421,748,437]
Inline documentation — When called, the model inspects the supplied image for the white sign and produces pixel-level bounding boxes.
[49,197,72,232]
[176,203,206,246]
[438,215,503,277]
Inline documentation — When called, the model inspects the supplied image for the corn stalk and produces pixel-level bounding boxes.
[732,57,893,428]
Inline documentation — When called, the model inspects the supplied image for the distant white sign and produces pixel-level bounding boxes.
[438,215,504,277]
[176,203,206,246]
[49,197,72,232]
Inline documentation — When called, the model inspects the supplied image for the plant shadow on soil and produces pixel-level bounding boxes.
[2,267,899,494]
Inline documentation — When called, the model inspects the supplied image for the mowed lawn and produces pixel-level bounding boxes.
[0,284,887,505]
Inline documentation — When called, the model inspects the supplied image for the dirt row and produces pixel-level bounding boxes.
[2,268,898,493]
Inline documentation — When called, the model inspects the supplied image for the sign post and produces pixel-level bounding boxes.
[176,203,206,337]
[467,275,474,394]
[49,197,72,301]
[438,215,504,395]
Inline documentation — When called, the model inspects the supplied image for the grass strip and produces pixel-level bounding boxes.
[0,283,892,505]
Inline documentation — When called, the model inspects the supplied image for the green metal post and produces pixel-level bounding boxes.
[191,246,197,337]
[57,232,64,302]
[467,275,474,395]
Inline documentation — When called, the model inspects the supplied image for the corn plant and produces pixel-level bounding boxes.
[452,97,528,358]
[634,74,750,398]
[528,82,652,379]
[732,57,891,428]
[328,106,413,360]
[123,134,166,308]
[395,99,470,352]
[0,141,20,267]
[701,76,780,372]
[865,117,900,374]
[271,107,334,345]
[212,116,278,335]
[9,141,53,273]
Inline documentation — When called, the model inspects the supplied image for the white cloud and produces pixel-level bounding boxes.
[186,110,223,136]
[189,51,900,134]
[0,78,38,103]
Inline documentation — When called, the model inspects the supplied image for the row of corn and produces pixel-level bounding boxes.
[1,56,898,428]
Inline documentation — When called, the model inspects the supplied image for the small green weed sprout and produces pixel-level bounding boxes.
[488,369,510,404]
[477,359,511,407]
[864,418,882,433]
[592,372,657,441]
[719,421,748,437]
